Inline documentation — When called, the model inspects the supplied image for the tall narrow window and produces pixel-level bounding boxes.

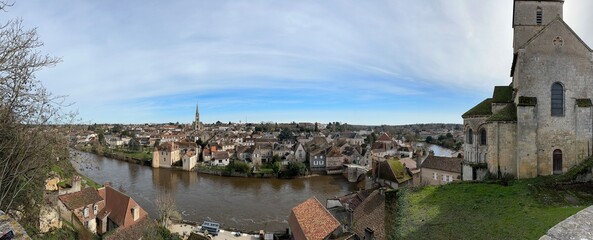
[467,129,473,144]
[536,7,543,25]
[480,129,487,145]
[551,82,564,116]
[553,149,562,174]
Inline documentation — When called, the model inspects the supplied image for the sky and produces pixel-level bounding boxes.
[4,0,593,125]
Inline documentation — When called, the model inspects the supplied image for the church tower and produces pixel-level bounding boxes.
[512,0,564,52]
[194,101,201,131]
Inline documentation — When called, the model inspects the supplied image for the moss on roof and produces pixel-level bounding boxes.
[492,86,513,103]
[576,98,592,107]
[387,159,412,183]
[487,104,517,122]
[518,96,537,106]
[462,98,493,118]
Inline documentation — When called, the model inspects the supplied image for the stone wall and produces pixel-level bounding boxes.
[516,19,593,177]
[486,122,517,177]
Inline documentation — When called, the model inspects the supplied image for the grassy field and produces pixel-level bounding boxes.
[389,179,593,239]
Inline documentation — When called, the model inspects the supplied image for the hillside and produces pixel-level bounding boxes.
[388,159,593,239]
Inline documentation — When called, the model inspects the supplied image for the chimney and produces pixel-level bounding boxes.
[104,182,112,188]
[72,175,82,192]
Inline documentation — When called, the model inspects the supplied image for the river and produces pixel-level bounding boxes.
[69,150,356,232]
[417,143,457,157]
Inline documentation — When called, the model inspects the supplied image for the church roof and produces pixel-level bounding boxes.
[492,86,513,103]
[462,98,493,118]
[487,104,517,122]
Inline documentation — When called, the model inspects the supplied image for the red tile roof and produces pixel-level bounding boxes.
[103,216,152,240]
[98,186,148,228]
[289,197,340,240]
[377,133,391,142]
[58,187,103,210]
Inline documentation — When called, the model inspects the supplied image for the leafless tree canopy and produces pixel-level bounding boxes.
[155,192,181,228]
[0,2,72,218]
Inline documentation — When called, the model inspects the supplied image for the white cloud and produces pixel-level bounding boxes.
[3,0,591,123]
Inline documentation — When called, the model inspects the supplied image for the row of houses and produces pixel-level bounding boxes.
[152,132,420,176]
[287,153,464,239]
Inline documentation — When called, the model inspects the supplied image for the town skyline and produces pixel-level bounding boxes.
[5,0,593,125]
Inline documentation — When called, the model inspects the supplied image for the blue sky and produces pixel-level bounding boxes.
[4,0,593,125]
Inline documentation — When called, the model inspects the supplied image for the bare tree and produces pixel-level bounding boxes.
[0,0,73,222]
[155,192,181,228]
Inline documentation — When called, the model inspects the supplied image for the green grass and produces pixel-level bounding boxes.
[390,180,590,240]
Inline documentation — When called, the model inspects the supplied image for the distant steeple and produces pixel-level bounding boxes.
[195,101,200,131]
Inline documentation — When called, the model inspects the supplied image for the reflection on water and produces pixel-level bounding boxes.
[70,150,356,231]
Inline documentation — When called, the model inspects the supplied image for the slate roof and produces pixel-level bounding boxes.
[58,187,103,210]
[352,190,385,240]
[421,155,463,173]
[289,197,340,240]
[337,189,374,211]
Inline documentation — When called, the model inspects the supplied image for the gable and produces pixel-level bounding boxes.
[519,18,592,56]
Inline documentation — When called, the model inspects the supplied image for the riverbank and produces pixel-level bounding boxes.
[72,146,313,180]
[73,145,152,166]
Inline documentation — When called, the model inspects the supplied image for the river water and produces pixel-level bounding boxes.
[69,150,356,232]
[418,143,457,157]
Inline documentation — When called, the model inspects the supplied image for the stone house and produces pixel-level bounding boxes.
[325,147,345,175]
[57,187,105,234]
[463,0,593,180]
[182,149,197,171]
[308,147,327,173]
[421,155,463,185]
[293,143,307,163]
[342,146,364,165]
[152,142,180,168]
[202,148,212,162]
[211,151,230,166]
[375,158,414,189]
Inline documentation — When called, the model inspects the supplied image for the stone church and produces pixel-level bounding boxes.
[462,0,593,180]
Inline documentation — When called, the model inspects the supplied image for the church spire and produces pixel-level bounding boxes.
[195,101,200,131]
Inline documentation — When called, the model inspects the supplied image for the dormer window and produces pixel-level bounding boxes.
[83,207,89,217]
[93,204,98,215]
[536,7,543,25]
[131,206,140,221]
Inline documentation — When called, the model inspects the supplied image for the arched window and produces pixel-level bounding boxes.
[467,129,473,144]
[553,149,562,174]
[480,129,487,145]
[551,82,564,116]
[536,7,543,25]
